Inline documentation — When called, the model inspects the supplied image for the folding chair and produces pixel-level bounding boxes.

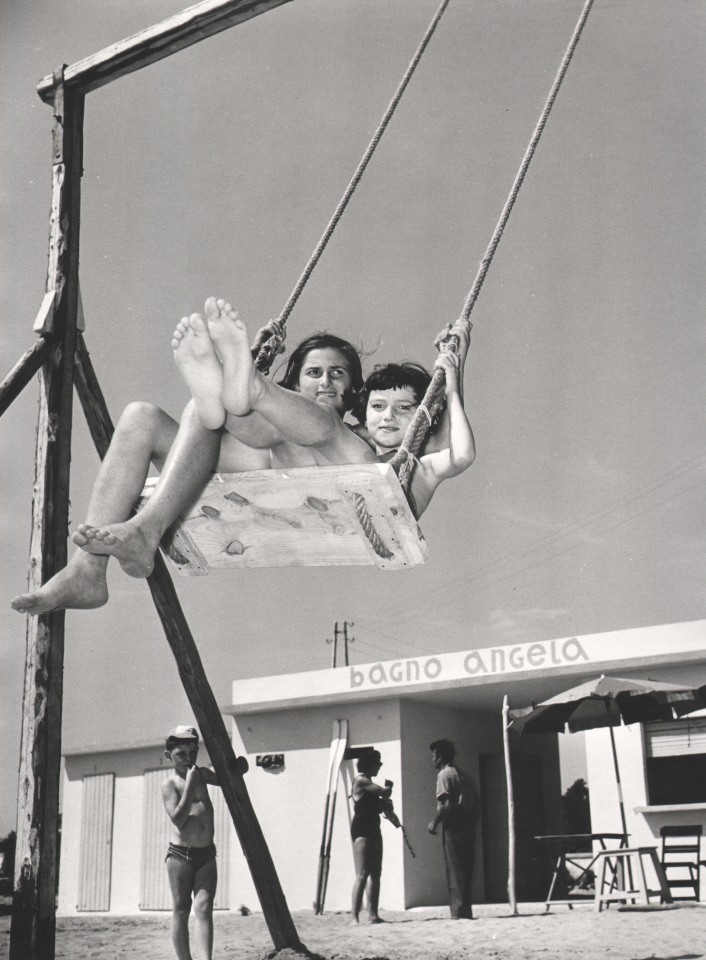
[660,825,703,901]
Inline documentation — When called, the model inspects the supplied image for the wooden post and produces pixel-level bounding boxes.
[0,339,51,418]
[10,76,84,960]
[502,695,518,915]
[73,342,303,952]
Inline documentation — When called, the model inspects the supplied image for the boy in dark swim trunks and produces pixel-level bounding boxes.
[162,726,220,960]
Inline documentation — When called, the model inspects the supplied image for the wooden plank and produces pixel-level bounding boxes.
[145,554,303,950]
[37,0,293,103]
[141,463,428,574]
[10,81,85,960]
[0,338,51,419]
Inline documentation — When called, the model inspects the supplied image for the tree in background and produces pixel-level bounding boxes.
[0,830,16,879]
[562,779,591,836]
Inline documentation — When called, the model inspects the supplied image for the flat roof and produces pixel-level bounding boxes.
[63,737,165,757]
[223,620,706,715]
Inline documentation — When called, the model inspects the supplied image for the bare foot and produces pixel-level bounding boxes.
[203,297,260,416]
[172,313,226,429]
[11,558,108,615]
[73,520,160,578]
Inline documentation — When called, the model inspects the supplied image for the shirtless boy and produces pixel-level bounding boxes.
[162,725,220,960]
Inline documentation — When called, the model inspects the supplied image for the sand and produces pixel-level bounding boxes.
[1,902,705,960]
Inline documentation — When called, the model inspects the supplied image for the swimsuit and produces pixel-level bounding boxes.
[166,842,217,869]
[351,790,382,840]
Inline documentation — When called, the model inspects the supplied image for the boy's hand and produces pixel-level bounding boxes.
[185,764,202,789]
[434,350,461,396]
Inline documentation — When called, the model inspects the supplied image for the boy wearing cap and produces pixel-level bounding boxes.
[162,725,220,960]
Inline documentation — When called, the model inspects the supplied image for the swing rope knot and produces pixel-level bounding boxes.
[252,318,287,372]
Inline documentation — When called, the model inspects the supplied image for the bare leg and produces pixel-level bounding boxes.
[10,401,211,614]
[351,837,369,923]
[166,857,194,960]
[365,835,383,922]
[192,859,217,960]
[366,871,382,922]
[75,401,222,577]
[207,298,351,447]
[173,313,227,429]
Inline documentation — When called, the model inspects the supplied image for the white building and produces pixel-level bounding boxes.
[58,619,706,915]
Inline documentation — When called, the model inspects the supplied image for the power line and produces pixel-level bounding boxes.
[373,455,706,625]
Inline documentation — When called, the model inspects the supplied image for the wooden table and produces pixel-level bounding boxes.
[535,833,628,910]
[594,846,673,910]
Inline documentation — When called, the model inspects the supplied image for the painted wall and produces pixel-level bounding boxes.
[397,698,562,906]
[586,703,706,900]
[58,703,564,916]
[398,698,491,907]
[585,663,706,847]
[586,723,706,844]
[58,742,230,915]
[59,745,169,915]
[231,700,406,913]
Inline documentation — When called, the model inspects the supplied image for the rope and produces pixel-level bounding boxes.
[255,0,452,373]
[392,0,597,490]
[352,493,395,561]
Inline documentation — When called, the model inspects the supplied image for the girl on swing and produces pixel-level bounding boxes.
[11,298,474,615]
[170,297,475,520]
[11,299,371,615]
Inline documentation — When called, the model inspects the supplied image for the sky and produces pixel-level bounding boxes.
[1,0,705,837]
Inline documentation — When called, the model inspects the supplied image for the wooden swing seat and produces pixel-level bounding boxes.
[140,462,428,575]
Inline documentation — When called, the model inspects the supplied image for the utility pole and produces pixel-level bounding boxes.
[326,621,355,667]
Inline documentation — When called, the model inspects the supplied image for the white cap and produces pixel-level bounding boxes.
[167,725,199,741]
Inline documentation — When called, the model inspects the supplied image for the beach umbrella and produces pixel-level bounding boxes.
[509,675,706,837]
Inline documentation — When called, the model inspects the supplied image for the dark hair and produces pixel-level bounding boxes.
[276,332,364,413]
[353,361,432,424]
[429,739,455,762]
[165,736,198,753]
[356,749,382,775]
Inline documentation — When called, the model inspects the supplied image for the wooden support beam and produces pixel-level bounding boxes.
[10,78,85,960]
[74,336,302,952]
[0,339,51,419]
[37,0,292,103]
[73,333,115,457]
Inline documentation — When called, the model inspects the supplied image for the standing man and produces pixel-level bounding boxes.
[427,739,478,920]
